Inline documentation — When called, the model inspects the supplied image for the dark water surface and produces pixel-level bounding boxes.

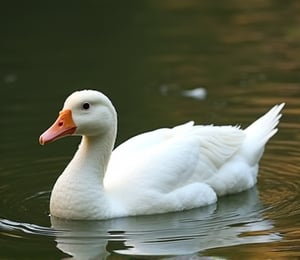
[1,1,300,259]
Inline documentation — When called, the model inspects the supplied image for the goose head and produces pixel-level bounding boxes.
[39,90,117,145]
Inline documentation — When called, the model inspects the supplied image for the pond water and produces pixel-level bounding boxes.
[1,1,300,259]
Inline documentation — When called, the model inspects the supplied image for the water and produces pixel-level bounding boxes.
[1,1,300,259]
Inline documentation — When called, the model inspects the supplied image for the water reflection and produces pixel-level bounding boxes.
[50,188,279,259]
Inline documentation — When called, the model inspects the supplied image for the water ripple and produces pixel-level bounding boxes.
[0,186,281,258]
[1,87,300,258]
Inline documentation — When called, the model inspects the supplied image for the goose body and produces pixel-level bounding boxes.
[39,90,284,220]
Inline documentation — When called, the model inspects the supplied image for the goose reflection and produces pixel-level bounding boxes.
[51,188,280,259]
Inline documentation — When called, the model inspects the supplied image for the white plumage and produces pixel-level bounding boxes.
[39,90,284,220]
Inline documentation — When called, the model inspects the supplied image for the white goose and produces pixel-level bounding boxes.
[39,90,284,220]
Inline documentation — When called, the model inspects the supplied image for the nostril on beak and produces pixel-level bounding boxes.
[58,121,64,127]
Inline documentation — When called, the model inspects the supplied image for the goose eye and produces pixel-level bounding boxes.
[82,103,90,110]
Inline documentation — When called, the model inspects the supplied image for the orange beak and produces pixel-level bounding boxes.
[39,109,77,145]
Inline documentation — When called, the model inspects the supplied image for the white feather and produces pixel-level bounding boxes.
[40,90,284,219]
